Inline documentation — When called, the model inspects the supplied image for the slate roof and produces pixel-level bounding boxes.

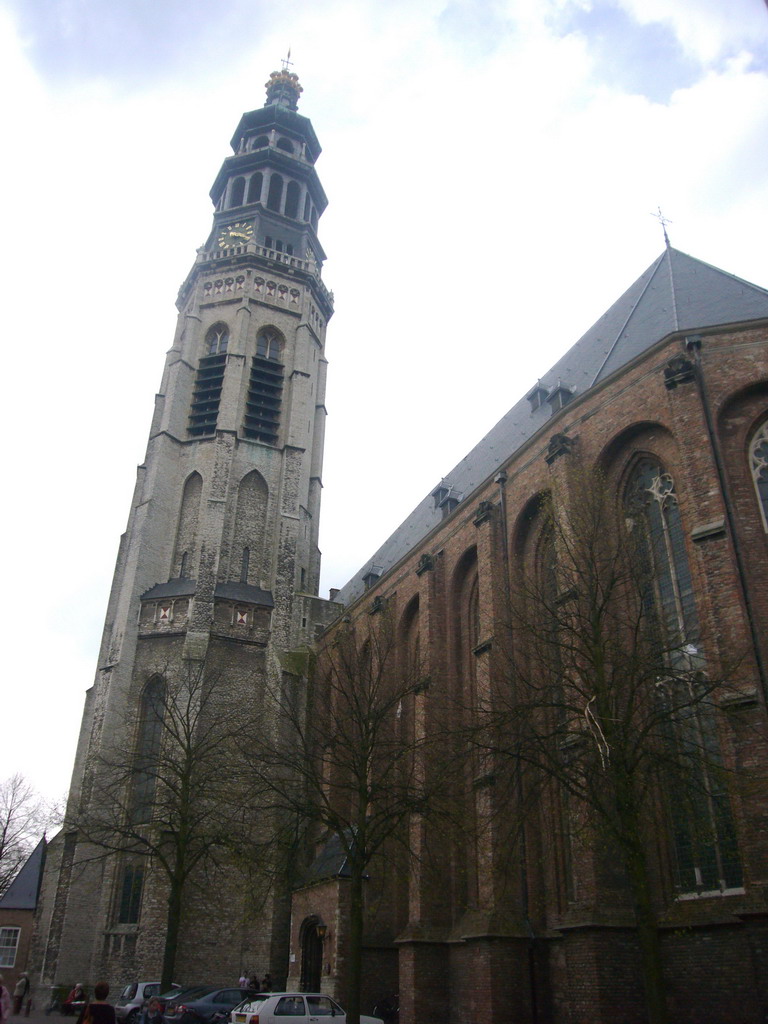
[0,837,46,910]
[140,578,197,600]
[302,831,351,884]
[139,580,274,606]
[214,582,274,607]
[336,247,768,606]
[300,830,369,886]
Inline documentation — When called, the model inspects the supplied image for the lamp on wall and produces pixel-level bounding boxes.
[316,923,328,940]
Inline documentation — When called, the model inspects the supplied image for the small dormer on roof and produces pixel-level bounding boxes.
[546,380,574,414]
[363,564,383,590]
[432,479,464,518]
[526,381,549,412]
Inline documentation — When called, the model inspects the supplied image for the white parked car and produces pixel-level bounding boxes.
[230,994,383,1024]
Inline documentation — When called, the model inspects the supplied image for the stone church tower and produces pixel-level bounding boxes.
[35,67,338,988]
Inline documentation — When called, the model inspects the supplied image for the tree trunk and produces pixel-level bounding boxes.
[346,857,365,1024]
[615,793,668,1024]
[161,870,184,992]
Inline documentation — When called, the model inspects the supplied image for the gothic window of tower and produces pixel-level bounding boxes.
[251,134,268,151]
[207,323,229,355]
[129,676,166,825]
[171,472,202,579]
[230,470,268,585]
[244,328,284,444]
[257,328,282,360]
[276,136,294,153]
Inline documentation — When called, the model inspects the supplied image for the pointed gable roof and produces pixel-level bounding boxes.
[335,249,768,607]
[0,837,46,910]
[337,245,768,606]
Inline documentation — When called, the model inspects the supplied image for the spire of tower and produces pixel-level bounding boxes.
[265,65,303,111]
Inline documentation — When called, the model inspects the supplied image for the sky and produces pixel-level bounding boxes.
[1,0,766,810]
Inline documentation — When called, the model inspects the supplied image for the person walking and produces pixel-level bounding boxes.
[12,975,30,1016]
[75,983,115,1024]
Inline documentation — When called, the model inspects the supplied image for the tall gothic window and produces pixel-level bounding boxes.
[116,861,144,924]
[625,458,741,894]
[749,420,768,531]
[129,677,166,824]
[243,329,283,445]
[231,471,268,584]
[625,458,698,663]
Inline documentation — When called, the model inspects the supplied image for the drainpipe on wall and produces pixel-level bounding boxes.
[495,469,539,1024]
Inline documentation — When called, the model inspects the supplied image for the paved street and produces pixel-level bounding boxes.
[14,1005,85,1024]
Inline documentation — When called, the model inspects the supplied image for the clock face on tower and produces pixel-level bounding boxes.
[217,221,254,247]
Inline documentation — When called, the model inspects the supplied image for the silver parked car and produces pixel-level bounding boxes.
[116,983,181,1023]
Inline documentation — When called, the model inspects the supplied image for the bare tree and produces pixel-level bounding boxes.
[250,608,453,1024]
[70,662,264,989]
[0,774,58,895]
[479,471,748,1024]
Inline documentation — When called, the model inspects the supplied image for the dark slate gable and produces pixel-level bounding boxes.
[336,248,768,606]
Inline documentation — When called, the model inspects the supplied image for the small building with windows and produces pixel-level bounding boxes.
[292,246,768,1024]
[0,838,46,995]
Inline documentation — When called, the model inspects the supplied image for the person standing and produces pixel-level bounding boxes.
[141,998,164,1024]
[12,975,29,1015]
[0,976,11,1024]
[63,985,87,1016]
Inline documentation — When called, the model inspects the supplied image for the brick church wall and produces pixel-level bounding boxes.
[304,322,768,1023]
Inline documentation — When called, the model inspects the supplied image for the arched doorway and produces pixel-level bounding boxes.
[299,917,323,992]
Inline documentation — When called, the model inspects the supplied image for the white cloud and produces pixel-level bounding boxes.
[616,0,767,64]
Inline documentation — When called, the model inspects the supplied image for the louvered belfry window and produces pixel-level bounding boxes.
[244,329,283,445]
[188,353,226,436]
